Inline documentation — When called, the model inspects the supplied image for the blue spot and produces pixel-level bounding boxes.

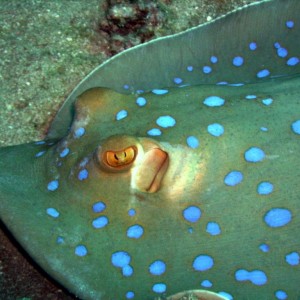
[274,42,281,49]
[127,224,144,239]
[136,97,147,107]
[147,128,162,136]
[47,180,59,191]
[235,269,267,285]
[92,201,106,213]
[264,208,292,228]
[123,84,129,90]
[277,47,288,58]
[186,136,199,148]
[74,127,85,138]
[275,290,288,300]
[201,280,212,288]
[111,251,131,268]
[260,127,268,132]
[232,56,244,67]
[122,265,133,277]
[126,291,135,299]
[286,20,294,28]
[228,82,244,87]
[203,66,212,74]
[46,208,60,218]
[193,255,214,271]
[152,89,169,95]
[136,89,144,94]
[59,148,70,158]
[216,81,228,85]
[257,182,273,195]
[173,77,183,84]
[287,57,299,66]
[187,66,193,72]
[292,120,300,134]
[224,171,243,186]
[249,42,257,51]
[245,95,256,100]
[56,236,64,244]
[244,147,265,162]
[75,245,88,257]
[78,169,89,180]
[116,110,128,121]
[218,291,233,300]
[128,208,136,217]
[149,260,166,276]
[210,56,218,64]
[92,216,108,229]
[156,115,176,128]
[262,98,273,106]
[285,252,299,266]
[183,206,201,223]
[206,222,221,235]
[207,123,224,137]
[259,244,270,252]
[257,69,270,78]
[35,150,46,158]
[188,227,193,234]
[35,140,45,145]
[152,283,166,293]
[203,96,225,107]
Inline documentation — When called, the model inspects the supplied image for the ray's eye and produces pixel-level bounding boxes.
[105,146,137,168]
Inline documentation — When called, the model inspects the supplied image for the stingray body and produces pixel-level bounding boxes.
[0,0,300,299]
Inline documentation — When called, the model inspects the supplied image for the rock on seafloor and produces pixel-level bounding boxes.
[0,0,261,299]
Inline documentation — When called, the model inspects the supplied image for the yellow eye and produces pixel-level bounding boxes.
[105,146,137,168]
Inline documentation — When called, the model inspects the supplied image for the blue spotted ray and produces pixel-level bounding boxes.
[0,0,300,299]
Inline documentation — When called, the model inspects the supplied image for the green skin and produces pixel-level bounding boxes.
[0,76,299,299]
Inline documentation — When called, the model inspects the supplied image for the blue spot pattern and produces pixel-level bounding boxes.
[193,255,214,271]
[291,120,300,134]
[203,96,225,107]
[46,207,60,218]
[156,115,176,128]
[152,89,169,95]
[235,269,267,285]
[257,182,273,195]
[78,169,89,181]
[74,127,85,138]
[149,260,166,275]
[224,171,243,186]
[47,180,59,191]
[127,224,144,239]
[285,252,299,266]
[201,279,213,288]
[75,245,88,257]
[207,123,224,137]
[92,201,106,213]
[244,147,265,162]
[275,290,288,300]
[183,206,201,223]
[206,222,221,235]
[116,110,128,121]
[232,56,244,66]
[147,128,162,136]
[186,136,199,148]
[92,216,108,229]
[152,283,166,293]
[259,244,270,252]
[264,208,292,227]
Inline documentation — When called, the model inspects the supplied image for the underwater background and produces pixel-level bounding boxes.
[0,0,266,299]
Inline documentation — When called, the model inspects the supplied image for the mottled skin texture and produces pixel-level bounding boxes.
[1,76,300,299]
